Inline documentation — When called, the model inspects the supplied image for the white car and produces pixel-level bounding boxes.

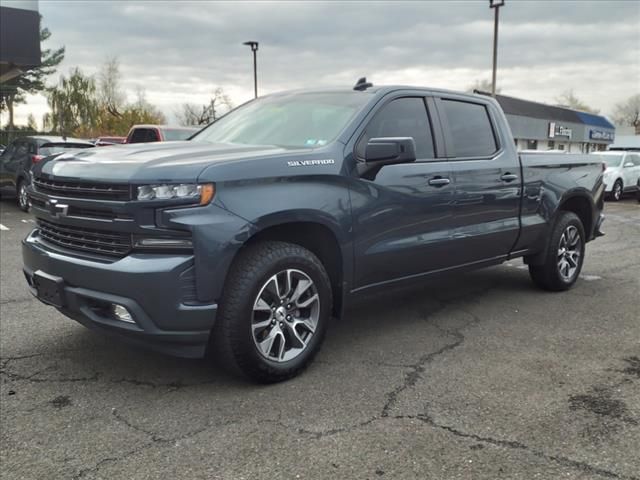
[596,151,640,201]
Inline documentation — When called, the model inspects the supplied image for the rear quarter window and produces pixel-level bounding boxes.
[440,99,497,158]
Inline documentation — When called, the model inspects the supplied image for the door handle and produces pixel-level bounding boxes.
[500,173,518,182]
[428,177,451,187]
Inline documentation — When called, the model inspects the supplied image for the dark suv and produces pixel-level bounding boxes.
[0,136,94,211]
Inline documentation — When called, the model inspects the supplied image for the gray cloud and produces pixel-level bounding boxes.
[9,0,640,125]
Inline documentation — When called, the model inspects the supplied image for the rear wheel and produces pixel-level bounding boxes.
[611,179,623,201]
[529,211,585,291]
[212,241,332,383]
[16,179,30,212]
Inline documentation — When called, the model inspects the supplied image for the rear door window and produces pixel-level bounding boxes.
[356,97,435,160]
[440,99,498,158]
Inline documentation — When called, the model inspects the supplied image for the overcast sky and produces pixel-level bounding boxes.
[5,0,640,127]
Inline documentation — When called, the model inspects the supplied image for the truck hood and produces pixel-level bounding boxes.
[34,141,309,183]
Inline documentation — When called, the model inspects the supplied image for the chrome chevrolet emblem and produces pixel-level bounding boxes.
[47,199,69,218]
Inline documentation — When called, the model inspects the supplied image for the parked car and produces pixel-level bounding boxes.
[94,136,126,147]
[0,136,95,211]
[125,125,199,144]
[595,151,640,201]
[23,83,605,382]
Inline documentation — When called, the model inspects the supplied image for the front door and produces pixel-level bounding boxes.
[350,96,454,289]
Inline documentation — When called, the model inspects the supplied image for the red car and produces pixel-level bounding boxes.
[125,125,199,144]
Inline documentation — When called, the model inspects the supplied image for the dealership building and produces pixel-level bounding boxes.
[477,92,616,153]
[0,0,41,83]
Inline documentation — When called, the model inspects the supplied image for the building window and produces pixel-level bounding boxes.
[547,141,555,150]
[558,144,565,151]
[527,140,538,150]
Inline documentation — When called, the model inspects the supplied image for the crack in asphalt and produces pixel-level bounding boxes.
[72,410,246,479]
[0,297,34,306]
[404,414,639,480]
[3,279,638,479]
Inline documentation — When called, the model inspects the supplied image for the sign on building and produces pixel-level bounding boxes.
[548,122,572,139]
[589,129,615,141]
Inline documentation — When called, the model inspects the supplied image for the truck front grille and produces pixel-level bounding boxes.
[33,177,131,201]
[37,219,132,258]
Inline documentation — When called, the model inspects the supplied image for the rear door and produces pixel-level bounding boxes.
[350,95,455,289]
[435,96,521,265]
[5,139,29,187]
[0,141,17,188]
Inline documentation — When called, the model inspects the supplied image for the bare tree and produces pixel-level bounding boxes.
[98,57,126,117]
[177,88,234,126]
[611,94,640,134]
[555,90,599,114]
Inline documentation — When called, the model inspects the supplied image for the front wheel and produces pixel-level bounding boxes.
[529,211,585,291]
[212,241,332,383]
[17,179,30,212]
[611,179,623,201]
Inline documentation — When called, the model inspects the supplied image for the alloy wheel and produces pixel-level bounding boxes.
[613,182,622,201]
[19,183,29,210]
[557,225,582,281]
[251,269,320,362]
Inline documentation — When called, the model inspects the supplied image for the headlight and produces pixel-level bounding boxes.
[136,183,214,205]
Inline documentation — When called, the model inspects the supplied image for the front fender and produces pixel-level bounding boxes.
[214,175,355,290]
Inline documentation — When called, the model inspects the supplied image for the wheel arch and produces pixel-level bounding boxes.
[525,191,594,266]
[557,193,593,240]
[236,218,349,319]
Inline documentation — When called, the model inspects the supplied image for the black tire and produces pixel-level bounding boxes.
[610,179,623,201]
[212,241,332,383]
[529,211,585,292]
[16,178,30,212]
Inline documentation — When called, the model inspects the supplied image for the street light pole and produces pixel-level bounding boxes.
[243,41,259,98]
[489,0,504,97]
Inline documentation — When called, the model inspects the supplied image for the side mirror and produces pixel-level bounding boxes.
[624,161,634,168]
[364,137,417,165]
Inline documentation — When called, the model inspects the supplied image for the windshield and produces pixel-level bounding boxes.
[163,128,198,141]
[191,92,370,148]
[601,154,624,168]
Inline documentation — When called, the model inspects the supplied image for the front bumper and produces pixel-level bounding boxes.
[22,231,217,358]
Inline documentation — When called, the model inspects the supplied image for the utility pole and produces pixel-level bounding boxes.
[489,0,504,97]
[243,41,259,98]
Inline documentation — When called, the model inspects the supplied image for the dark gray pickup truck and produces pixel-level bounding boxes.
[22,83,605,382]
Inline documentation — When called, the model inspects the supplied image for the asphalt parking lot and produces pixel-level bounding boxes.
[1,197,638,480]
